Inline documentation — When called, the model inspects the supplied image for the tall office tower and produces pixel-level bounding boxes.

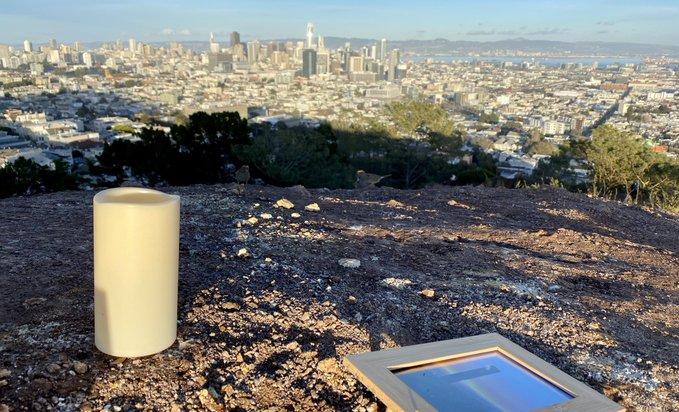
[74,41,82,52]
[143,44,154,57]
[317,35,325,51]
[371,44,377,59]
[48,49,61,64]
[368,60,383,75]
[0,45,10,59]
[82,52,93,68]
[348,56,364,73]
[388,49,401,81]
[209,32,220,53]
[306,23,315,49]
[361,46,370,58]
[230,31,241,47]
[247,41,260,63]
[48,38,58,49]
[375,38,387,61]
[232,43,245,60]
[271,51,286,66]
[266,42,279,57]
[302,49,317,77]
[316,51,330,74]
[129,38,137,54]
[23,40,33,53]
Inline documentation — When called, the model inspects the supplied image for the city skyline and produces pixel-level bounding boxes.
[1,0,679,46]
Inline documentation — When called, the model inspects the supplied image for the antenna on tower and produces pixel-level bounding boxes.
[306,23,315,49]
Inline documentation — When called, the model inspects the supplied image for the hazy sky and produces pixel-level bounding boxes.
[1,0,679,45]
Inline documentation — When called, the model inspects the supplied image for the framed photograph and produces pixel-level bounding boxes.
[345,333,623,412]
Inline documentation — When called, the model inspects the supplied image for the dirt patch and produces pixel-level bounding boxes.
[0,184,677,411]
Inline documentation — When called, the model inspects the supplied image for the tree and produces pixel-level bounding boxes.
[479,112,499,124]
[111,124,136,134]
[579,125,678,210]
[97,111,249,186]
[234,125,355,189]
[501,121,523,135]
[471,136,494,151]
[0,157,78,198]
[137,113,153,124]
[76,106,92,118]
[385,100,456,137]
[586,126,654,200]
[525,140,558,156]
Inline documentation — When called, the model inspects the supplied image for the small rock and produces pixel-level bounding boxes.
[380,277,413,289]
[0,404,9,412]
[447,199,471,209]
[304,203,321,212]
[285,341,300,351]
[260,213,273,220]
[221,384,235,396]
[46,363,61,374]
[291,212,301,219]
[386,199,404,207]
[317,358,339,374]
[236,248,251,258]
[22,297,46,308]
[222,301,241,311]
[73,361,88,375]
[178,339,194,350]
[338,258,361,268]
[243,217,259,225]
[548,284,561,292]
[198,388,224,412]
[347,295,357,304]
[275,198,295,209]
[0,370,10,379]
[420,289,436,298]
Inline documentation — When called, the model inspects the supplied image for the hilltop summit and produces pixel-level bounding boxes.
[0,184,677,410]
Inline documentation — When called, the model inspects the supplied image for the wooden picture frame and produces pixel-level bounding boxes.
[344,333,623,412]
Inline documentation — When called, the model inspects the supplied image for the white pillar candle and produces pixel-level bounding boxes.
[93,187,180,357]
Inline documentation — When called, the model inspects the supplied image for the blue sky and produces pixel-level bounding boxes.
[1,0,678,45]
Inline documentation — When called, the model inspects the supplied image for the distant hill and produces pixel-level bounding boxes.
[182,37,679,57]
[19,37,679,57]
[308,37,679,57]
[74,37,679,57]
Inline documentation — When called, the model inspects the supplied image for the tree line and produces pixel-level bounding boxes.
[0,102,677,212]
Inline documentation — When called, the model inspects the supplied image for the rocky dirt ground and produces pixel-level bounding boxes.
[0,184,677,411]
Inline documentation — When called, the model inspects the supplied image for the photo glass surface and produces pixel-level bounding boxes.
[394,351,573,412]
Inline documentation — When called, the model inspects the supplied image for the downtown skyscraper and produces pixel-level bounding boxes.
[230,31,241,47]
[302,48,317,77]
